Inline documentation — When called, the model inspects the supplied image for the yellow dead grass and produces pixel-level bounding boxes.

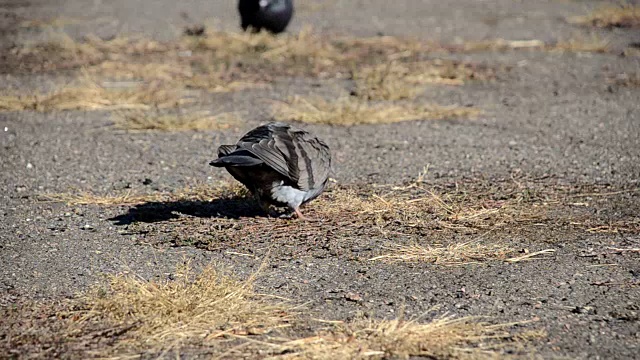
[568,4,640,28]
[192,27,342,66]
[320,182,544,232]
[552,34,611,54]
[10,31,103,62]
[275,316,540,359]
[6,264,540,358]
[41,183,247,206]
[68,263,292,355]
[0,77,187,112]
[609,72,640,87]
[352,60,497,100]
[369,242,514,265]
[457,39,546,52]
[113,110,240,131]
[272,96,481,126]
[88,61,193,82]
[352,62,422,101]
[456,36,611,54]
[19,17,85,29]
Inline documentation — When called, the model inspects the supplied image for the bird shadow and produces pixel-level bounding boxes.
[109,197,265,225]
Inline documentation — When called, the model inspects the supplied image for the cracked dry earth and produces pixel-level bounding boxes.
[1,0,640,359]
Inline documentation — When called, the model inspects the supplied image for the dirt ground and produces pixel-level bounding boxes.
[1,0,639,359]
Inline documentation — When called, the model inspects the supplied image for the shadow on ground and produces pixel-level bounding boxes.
[109,198,266,225]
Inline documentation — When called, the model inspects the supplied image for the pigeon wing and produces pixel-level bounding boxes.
[237,123,331,191]
[288,130,331,192]
[236,123,291,180]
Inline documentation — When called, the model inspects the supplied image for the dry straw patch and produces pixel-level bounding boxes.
[274,316,540,359]
[272,96,480,126]
[351,62,421,101]
[369,242,514,265]
[191,27,342,71]
[456,39,546,52]
[454,37,611,54]
[0,77,187,112]
[88,61,193,82]
[10,31,103,66]
[320,182,548,232]
[19,17,85,29]
[608,72,640,87]
[67,264,293,356]
[4,267,541,358]
[41,183,247,206]
[113,110,240,131]
[41,192,165,206]
[352,60,498,100]
[568,4,640,28]
[9,32,176,72]
[552,34,611,54]
[90,61,266,93]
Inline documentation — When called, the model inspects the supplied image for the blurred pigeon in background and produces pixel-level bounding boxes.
[210,122,331,220]
[238,0,294,34]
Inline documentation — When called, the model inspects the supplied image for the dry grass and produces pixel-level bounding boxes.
[352,60,498,100]
[191,27,343,73]
[113,110,240,131]
[87,60,193,82]
[19,17,85,29]
[351,62,421,101]
[369,242,514,265]
[0,77,187,112]
[455,36,611,54]
[273,316,539,359]
[183,73,269,92]
[457,39,546,52]
[9,31,180,73]
[10,31,103,63]
[335,35,432,59]
[272,95,481,126]
[623,46,640,57]
[41,182,247,206]
[569,4,640,28]
[4,265,541,358]
[41,179,639,260]
[319,183,549,233]
[552,34,611,54]
[609,72,640,87]
[67,263,293,355]
[42,179,554,240]
[41,191,166,206]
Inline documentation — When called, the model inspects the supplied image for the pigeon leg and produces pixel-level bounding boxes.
[294,207,318,222]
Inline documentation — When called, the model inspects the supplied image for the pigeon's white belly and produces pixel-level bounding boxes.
[271,181,308,209]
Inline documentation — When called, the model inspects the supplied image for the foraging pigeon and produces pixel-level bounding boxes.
[238,0,294,34]
[210,122,331,220]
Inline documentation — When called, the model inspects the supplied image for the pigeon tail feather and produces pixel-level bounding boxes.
[210,155,264,167]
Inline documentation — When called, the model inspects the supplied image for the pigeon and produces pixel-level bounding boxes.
[210,122,331,220]
[238,0,294,34]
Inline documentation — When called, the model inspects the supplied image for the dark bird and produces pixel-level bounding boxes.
[238,0,294,34]
[210,122,331,220]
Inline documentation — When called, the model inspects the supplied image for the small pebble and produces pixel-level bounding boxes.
[345,292,363,302]
[26,163,33,169]
[81,224,95,231]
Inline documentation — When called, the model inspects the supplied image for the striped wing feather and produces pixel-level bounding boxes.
[236,123,331,191]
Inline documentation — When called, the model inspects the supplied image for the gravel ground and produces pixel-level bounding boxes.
[1,0,640,359]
